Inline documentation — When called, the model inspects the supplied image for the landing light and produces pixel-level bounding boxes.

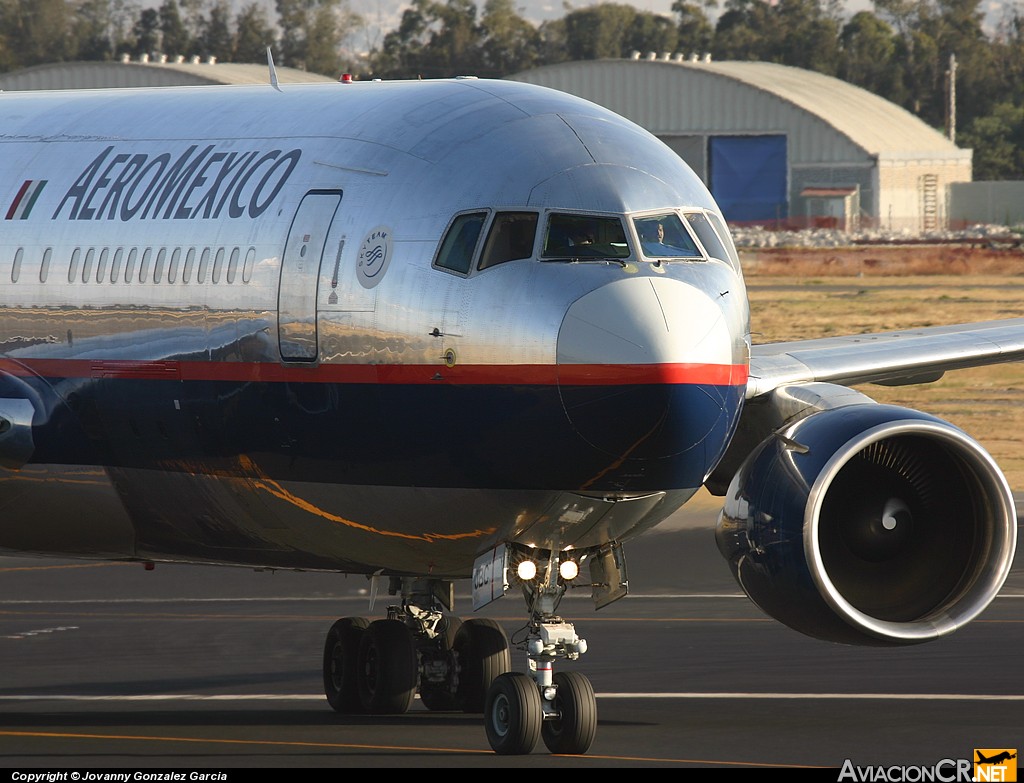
[559,560,579,581]
[517,560,537,580]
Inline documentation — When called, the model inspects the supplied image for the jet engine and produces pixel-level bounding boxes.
[716,401,1017,645]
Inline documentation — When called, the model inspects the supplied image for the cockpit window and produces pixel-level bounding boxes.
[704,211,741,270]
[435,212,486,274]
[542,214,629,260]
[479,212,538,270]
[634,214,702,259]
[684,211,732,266]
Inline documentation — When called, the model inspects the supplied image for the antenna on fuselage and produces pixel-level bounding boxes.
[267,47,282,92]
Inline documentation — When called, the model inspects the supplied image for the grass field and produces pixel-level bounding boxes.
[745,271,1024,489]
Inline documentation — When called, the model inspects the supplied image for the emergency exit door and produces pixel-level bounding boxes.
[278,190,342,361]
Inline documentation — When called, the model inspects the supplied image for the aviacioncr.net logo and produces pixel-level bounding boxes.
[838,758,973,782]
[974,749,1017,782]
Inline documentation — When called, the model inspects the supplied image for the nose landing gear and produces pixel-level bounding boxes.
[484,547,598,755]
[484,616,597,755]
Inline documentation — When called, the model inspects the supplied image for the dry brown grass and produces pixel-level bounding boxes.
[744,249,1024,489]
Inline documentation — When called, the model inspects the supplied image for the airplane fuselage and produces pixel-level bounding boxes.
[0,78,749,576]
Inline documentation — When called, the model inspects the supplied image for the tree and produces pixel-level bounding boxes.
[957,102,1024,180]
[276,0,360,74]
[839,11,900,98]
[71,0,121,60]
[130,7,161,58]
[159,0,190,57]
[196,0,232,60]
[536,17,568,66]
[234,1,276,64]
[931,0,1000,128]
[773,0,840,74]
[306,2,345,76]
[673,0,714,55]
[373,0,483,79]
[562,4,638,61]
[478,0,540,77]
[626,11,679,58]
[712,0,775,61]
[0,0,74,67]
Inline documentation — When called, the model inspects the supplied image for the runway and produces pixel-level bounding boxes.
[1,498,1021,769]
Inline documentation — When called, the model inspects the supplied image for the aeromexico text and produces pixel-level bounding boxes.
[52,144,302,222]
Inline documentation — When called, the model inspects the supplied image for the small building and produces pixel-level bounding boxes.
[507,58,972,231]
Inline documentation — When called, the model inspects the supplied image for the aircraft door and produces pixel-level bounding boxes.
[278,190,342,361]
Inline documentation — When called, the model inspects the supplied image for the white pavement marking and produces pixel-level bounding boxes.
[0,692,1021,702]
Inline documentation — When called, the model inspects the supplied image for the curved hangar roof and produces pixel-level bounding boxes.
[0,60,337,91]
[507,59,966,163]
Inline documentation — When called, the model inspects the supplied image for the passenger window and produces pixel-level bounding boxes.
[154,248,166,283]
[96,248,109,283]
[12,248,22,283]
[124,248,137,283]
[479,212,538,270]
[40,248,51,283]
[68,248,81,283]
[542,214,629,259]
[139,248,152,282]
[242,248,256,283]
[634,213,702,259]
[110,248,124,283]
[82,248,95,283]
[168,249,181,283]
[212,248,225,283]
[227,247,240,283]
[197,248,210,282]
[435,212,486,274]
[183,248,196,283]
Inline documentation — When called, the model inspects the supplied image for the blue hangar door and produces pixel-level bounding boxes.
[708,135,787,223]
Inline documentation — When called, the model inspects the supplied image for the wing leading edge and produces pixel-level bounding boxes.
[747,317,1024,399]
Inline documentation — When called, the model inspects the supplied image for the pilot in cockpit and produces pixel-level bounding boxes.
[637,216,701,259]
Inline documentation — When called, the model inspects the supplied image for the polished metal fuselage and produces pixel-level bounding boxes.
[0,78,749,576]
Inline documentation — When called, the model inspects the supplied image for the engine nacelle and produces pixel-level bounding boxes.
[716,403,1017,645]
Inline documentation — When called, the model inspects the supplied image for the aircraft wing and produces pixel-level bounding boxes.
[747,317,1024,399]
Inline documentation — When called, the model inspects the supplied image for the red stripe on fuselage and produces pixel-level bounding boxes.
[0,358,748,386]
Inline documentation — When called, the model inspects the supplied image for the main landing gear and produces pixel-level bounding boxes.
[322,577,510,717]
[321,560,599,756]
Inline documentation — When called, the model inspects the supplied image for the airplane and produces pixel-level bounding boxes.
[977,752,1017,765]
[0,72,1021,757]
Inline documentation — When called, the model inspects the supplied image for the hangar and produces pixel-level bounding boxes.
[507,58,971,231]
[0,57,336,91]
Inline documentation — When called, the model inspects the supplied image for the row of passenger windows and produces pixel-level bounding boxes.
[433,208,741,275]
[8,246,258,285]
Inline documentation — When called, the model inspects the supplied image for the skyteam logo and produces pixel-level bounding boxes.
[974,750,1017,781]
[5,179,47,220]
[356,225,393,289]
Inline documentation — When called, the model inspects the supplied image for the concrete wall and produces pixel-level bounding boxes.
[949,181,1024,228]
[876,157,972,232]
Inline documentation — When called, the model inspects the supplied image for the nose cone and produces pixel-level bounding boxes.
[556,276,743,464]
